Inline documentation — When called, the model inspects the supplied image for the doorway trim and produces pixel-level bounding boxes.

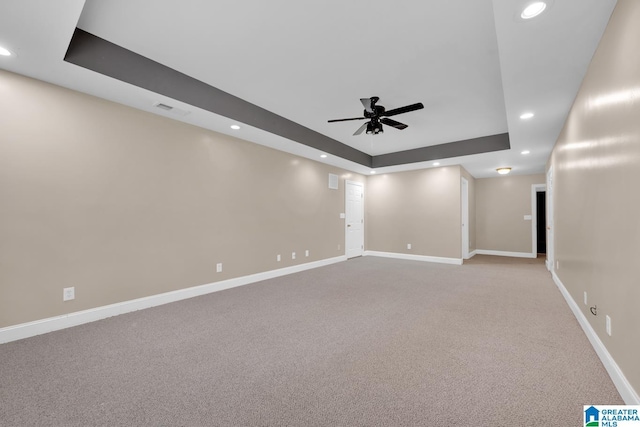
[546,167,554,272]
[461,177,470,259]
[531,183,546,256]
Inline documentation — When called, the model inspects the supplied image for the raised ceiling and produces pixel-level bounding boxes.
[0,0,617,177]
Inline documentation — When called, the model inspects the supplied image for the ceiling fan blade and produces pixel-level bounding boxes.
[382,102,424,117]
[380,117,408,130]
[353,122,369,136]
[328,117,366,123]
[360,98,373,113]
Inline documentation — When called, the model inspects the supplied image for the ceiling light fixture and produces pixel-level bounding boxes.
[496,167,512,175]
[370,171,376,174]
[320,154,327,158]
[521,150,531,155]
[0,46,13,56]
[520,112,534,119]
[433,162,440,166]
[521,2,547,19]
[230,124,240,130]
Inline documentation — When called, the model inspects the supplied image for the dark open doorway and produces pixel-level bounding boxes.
[536,191,546,254]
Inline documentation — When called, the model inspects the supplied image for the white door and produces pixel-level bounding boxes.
[546,167,554,272]
[346,180,364,258]
[461,177,470,259]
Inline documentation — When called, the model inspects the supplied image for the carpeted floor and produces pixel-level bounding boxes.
[0,256,622,426]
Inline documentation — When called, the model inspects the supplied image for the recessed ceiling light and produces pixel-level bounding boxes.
[320,154,327,158]
[520,112,534,119]
[370,171,376,174]
[433,162,440,166]
[521,2,546,19]
[496,167,512,175]
[521,150,531,155]
[0,46,13,56]
[230,124,241,130]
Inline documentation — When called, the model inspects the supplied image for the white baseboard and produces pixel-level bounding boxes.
[468,250,477,258]
[475,249,537,259]
[0,256,347,344]
[552,271,639,405]
[364,251,463,265]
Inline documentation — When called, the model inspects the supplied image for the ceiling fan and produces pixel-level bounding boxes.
[328,96,424,136]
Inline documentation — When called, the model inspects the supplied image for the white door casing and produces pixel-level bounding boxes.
[461,177,470,259]
[531,183,546,256]
[345,180,364,259]
[546,167,554,271]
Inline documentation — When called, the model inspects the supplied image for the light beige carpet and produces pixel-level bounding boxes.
[0,255,622,426]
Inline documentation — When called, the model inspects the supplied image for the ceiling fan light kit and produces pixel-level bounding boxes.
[328,96,424,136]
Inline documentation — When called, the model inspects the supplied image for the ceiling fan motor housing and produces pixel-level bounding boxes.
[364,104,386,118]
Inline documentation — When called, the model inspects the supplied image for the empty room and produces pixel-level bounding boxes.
[1,0,638,425]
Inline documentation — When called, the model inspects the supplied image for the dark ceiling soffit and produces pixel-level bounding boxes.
[64,28,372,167]
[64,29,511,171]
[372,133,511,168]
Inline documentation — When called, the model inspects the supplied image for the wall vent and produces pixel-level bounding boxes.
[152,102,190,116]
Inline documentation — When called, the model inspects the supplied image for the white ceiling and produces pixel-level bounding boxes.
[0,0,617,177]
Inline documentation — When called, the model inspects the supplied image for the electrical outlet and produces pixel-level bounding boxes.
[584,291,587,306]
[407,243,412,250]
[305,250,309,257]
[292,252,296,260]
[277,254,281,262]
[556,260,559,270]
[63,287,75,301]
[606,315,612,336]
[216,263,222,273]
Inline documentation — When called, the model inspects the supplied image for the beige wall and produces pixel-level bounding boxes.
[366,166,463,259]
[0,70,365,328]
[549,0,640,395]
[476,174,545,254]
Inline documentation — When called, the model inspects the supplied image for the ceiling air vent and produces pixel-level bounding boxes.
[152,102,190,116]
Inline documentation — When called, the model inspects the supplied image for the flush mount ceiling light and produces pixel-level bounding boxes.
[370,170,376,174]
[521,2,547,19]
[497,167,512,175]
[230,124,241,130]
[0,45,14,56]
[521,150,531,155]
[520,112,534,119]
[433,162,440,166]
[320,154,327,158]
